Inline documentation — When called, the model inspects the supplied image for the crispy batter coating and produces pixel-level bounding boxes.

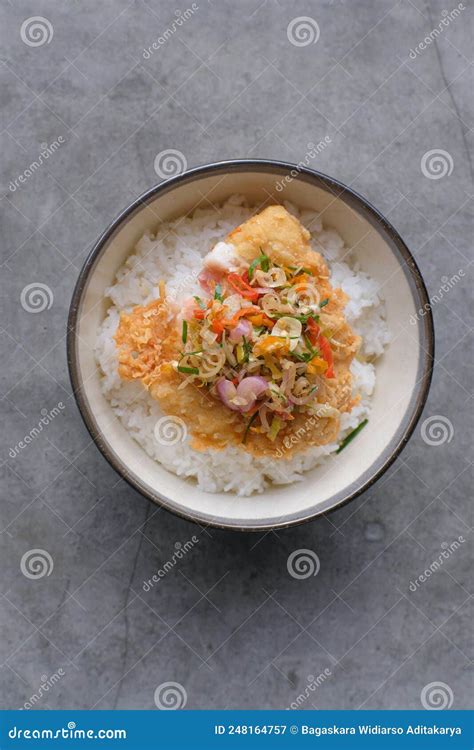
[114,206,361,458]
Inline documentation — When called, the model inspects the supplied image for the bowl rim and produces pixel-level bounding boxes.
[67,159,434,532]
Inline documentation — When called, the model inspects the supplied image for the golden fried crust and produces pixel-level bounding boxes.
[149,365,243,451]
[149,364,341,457]
[113,206,361,458]
[228,205,326,275]
[114,298,178,386]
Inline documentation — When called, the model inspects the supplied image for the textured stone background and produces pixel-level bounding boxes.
[0,0,472,711]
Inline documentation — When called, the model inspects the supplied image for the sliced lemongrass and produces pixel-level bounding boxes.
[254,267,286,288]
[272,317,302,351]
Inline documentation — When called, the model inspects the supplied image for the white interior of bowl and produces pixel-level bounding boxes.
[74,168,424,528]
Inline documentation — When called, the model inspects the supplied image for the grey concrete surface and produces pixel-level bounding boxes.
[0,0,472,711]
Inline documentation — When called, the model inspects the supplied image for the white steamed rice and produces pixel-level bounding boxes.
[95,196,390,496]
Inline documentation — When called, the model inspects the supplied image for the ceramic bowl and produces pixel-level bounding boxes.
[67,160,434,531]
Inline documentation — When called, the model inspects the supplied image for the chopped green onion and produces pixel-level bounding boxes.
[294,313,319,325]
[293,350,313,362]
[336,419,368,454]
[293,352,307,362]
[248,258,259,280]
[214,283,223,302]
[242,412,259,443]
[320,298,329,308]
[193,296,206,310]
[303,334,314,351]
[242,336,252,362]
[178,365,199,375]
[248,253,270,279]
[179,350,202,357]
[273,312,319,323]
[181,320,187,344]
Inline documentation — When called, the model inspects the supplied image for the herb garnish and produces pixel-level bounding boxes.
[336,419,368,454]
[242,412,259,443]
[242,336,252,362]
[248,253,270,279]
[193,296,206,310]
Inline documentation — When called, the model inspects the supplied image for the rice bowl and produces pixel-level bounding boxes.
[68,161,433,530]
[95,196,390,496]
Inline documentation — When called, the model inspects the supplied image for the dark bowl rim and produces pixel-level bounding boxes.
[67,159,434,532]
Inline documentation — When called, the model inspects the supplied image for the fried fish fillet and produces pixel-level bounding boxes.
[114,206,360,458]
